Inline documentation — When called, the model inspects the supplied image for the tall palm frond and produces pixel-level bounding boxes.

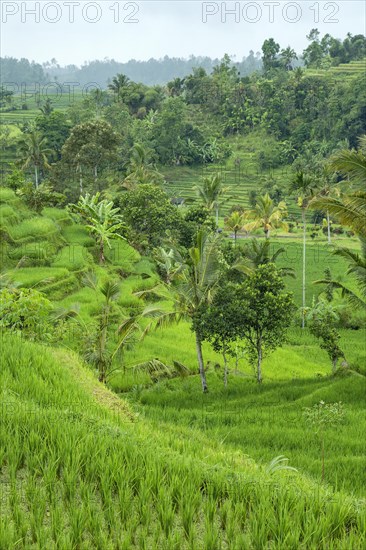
[309,192,366,237]
[328,136,366,186]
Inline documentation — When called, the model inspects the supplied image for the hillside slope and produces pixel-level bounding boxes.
[1,332,365,549]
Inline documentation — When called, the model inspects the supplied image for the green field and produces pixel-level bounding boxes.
[1,332,365,549]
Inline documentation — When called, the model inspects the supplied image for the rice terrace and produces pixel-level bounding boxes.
[0,12,366,550]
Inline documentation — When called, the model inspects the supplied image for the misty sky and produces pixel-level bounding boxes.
[1,1,365,65]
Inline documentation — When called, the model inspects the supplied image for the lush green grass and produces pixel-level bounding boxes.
[6,266,71,288]
[132,371,366,498]
[7,217,59,243]
[1,332,365,549]
[51,245,93,271]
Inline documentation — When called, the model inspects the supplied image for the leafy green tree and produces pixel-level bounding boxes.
[195,282,243,387]
[119,184,182,249]
[261,38,280,73]
[35,110,71,160]
[245,193,288,238]
[236,264,295,382]
[289,171,317,327]
[18,128,52,188]
[303,29,324,68]
[70,193,125,263]
[62,120,120,191]
[305,298,345,373]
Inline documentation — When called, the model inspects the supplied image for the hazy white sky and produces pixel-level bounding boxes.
[1,1,365,64]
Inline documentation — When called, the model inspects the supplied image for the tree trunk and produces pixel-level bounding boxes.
[195,332,208,393]
[35,165,38,189]
[234,230,237,246]
[256,341,262,383]
[264,228,270,239]
[223,349,228,387]
[302,207,306,329]
[215,204,219,227]
[327,210,331,244]
[99,239,105,264]
[79,165,83,195]
[332,357,338,373]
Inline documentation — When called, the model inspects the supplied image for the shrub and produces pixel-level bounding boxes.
[0,287,53,340]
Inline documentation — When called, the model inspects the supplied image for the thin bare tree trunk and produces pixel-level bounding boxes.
[195,332,208,393]
[257,339,262,383]
[223,349,228,387]
[327,210,331,244]
[79,165,83,195]
[35,165,38,188]
[100,239,105,264]
[302,207,306,329]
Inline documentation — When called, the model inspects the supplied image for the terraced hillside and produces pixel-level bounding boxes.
[1,332,365,549]
[162,132,298,220]
[306,58,366,79]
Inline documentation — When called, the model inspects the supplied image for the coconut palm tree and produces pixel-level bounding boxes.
[18,129,52,188]
[315,166,340,244]
[108,73,130,101]
[70,193,125,263]
[194,173,230,226]
[225,210,247,245]
[124,143,164,187]
[289,172,317,328]
[314,240,366,310]
[137,230,224,392]
[310,137,366,238]
[245,193,288,239]
[243,238,295,278]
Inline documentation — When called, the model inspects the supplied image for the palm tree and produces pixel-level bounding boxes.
[194,173,230,226]
[225,210,247,245]
[314,166,340,244]
[280,46,298,70]
[70,193,125,263]
[243,238,295,278]
[311,139,366,310]
[124,143,164,187]
[108,73,130,101]
[310,137,366,238]
[245,193,288,239]
[314,240,366,309]
[289,172,317,328]
[18,129,52,188]
[137,230,223,392]
[328,135,366,185]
